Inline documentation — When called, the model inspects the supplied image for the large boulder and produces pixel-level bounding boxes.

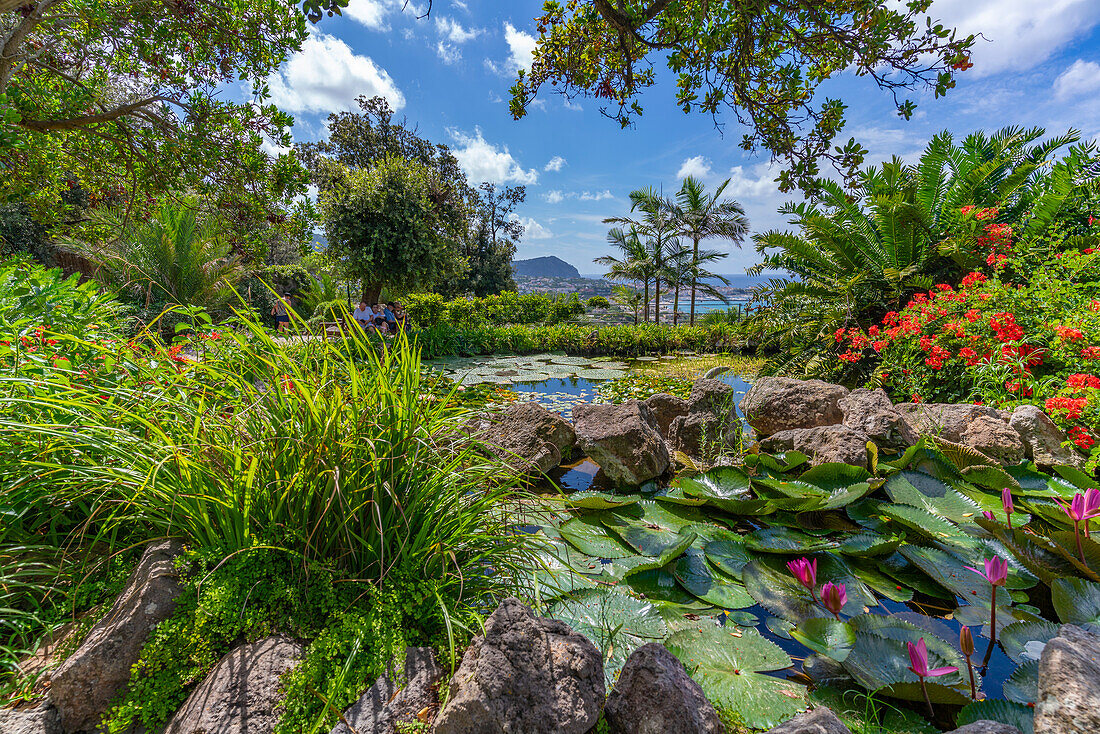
[330,647,441,734]
[49,539,185,733]
[668,411,729,461]
[739,378,849,437]
[762,707,851,733]
[896,403,1025,465]
[1009,405,1088,469]
[642,393,690,438]
[0,705,62,734]
[466,402,576,474]
[163,636,304,734]
[1035,624,1100,734]
[573,402,669,486]
[433,598,603,734]
[839,388,918,452]
[686,378,735,417]
[604,643,722,734]
[760,425,869,469]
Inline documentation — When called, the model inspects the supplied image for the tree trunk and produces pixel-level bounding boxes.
[690,235,699,326]
[654,276,661,325]
[673,284,680,326]
[643,280,650,322]
[362,280,381,305]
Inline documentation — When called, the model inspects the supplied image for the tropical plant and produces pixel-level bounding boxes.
[300,271,344,319]
[596,226,655,321]
[72,199,244,316]
[605,188,678,322]
[664,244,736,326]
[672,177,749,325]
[610,285,645,325]
[749,127,1092,376]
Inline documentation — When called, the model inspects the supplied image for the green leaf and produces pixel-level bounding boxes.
[559,515,636,558]
[838,531,905,557]
[664,625,807,730]
[704,539,755,580]
[999,620,1062,664]
[594,530,697,581]
[956,700,1035,734]
[1052,577,1100,630]
[1003,659,1039,705]
[797,463,873,490]
[789,617,856,662]
[626,568,704,606]
[742,526,840,553]
[840,614,966,697]
[672,548,755,609]
[560,491,642,510]
[675,468,773,515]
[885,470,983,524]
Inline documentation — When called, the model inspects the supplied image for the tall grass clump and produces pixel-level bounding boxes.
[0,316,531,630]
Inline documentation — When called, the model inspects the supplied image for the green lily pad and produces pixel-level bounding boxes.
[999,620,1062,663]
[841,614,967,699]
[626,568,704,606]
[957,700,1035,734]
[672,548,755,609]
[577,368,628,380]
[1052,577,1100,630]
[596,531,697,581]
[547,587,667,684]
[602,515,699,559]
[704,540,755,580]
[1003,659,1039,706]
[869,501,971,547]
[790,618,856,662]
[664,625,807,731]
[674,468,772,515]
[742,559,823,623]
[560,492,642,510]
[885,471,983,524]
[743,526,840,554]
[838,531,906,557]
[559,515,636,558]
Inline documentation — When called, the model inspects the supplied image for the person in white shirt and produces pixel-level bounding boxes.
[353,301,373,329]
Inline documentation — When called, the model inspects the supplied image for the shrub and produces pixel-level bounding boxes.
[549,292,585,322]
[585,296,610,309]
[403,292,446,326]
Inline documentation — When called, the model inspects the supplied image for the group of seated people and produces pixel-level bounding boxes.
[353,300,408,334]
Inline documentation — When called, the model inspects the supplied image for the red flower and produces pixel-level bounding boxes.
[1047,396,1088,421]
[1067,374,1100,390]
[990,313,1024,342]
[965,309,981,323]
[873,340,888,352]
[960,205,975,216]
[1069,426,1095,451]
[911,393,923,403]
[1005,380,1032,397]
[1083,346,1100,360]
[959,347,980,366]
[834,328,846,343]
[868,325,880,337]
[986,253,1008,268]
[882,312,899,327]
[1055,326,1085,341]
[961,272,987,289]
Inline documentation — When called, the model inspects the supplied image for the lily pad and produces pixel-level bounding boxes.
[999,620,1062,664]
[675,468,772,515]
[704,540,755,580]
[1003,659,1039,706]
[664,625,807,730]
[577,368,628,380]
[1051,577,1100,630]
[885,471,983,524]
[841,614,967,699]
[957,700,1035,734]
[626,568,703,606]
[838,531,906,557]
[672,548,755,609]
[789,617,856,662]
[560,492,642,510]
[742,559,823,623]
[743,526,840,554]
[596,532,697,581]
[559,515,636,558]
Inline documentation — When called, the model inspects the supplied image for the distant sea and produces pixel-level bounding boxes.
[578,273,782,289]
[578,272,784,314]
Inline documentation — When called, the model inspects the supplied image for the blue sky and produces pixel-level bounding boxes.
[263,0,1100,275]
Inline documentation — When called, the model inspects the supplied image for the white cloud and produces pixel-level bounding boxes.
[504,22,536,73]
[436,41,462,65]
[724,162,781,200]
[448,128,539,185]
[1054,59,1100,100]
[930,0,1099,77]
[677,155,712,180]
[544,156,566,172]
[452,0,469,11]
[343,0,390,29]
[579,190,614,201]
[513,215,552,240]
[436,16,480,43]
[545,190,565,204]
[267,33,404,114]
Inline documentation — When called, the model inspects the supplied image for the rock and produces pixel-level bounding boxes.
[1035,624,1100,734]
[604,643,722,734]
[760,425,869,468]
[573,402,669,486]
[1010,405,1088,469]
[739,378,849,437]
[896,403,1025,465]
[762,707,851,733]
[433,598,603,734]
[466,402,576,474]
[642,393,689,438]
[163,636,304,734]
[0,705,62,734]
[686,378,734,416]
[329,647,442,734]
[942,722,1022,734]
[49,539,185,734]
[839,388,918,452]
[668,411,729,461]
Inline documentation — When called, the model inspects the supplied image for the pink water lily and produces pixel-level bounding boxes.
[1056,492,1099,563]
[907,637,958,718]
[965,556,1008,587]
[982,510,995,521]
[1002,487,1014,529]
[787,557,818,602]
[820,582,847,620]
[906,638,958,678]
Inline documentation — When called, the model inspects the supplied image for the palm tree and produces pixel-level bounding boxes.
[75,198,244,316]
[665,244,736,325]
[595,226,656,321]
[672,176,749,325]
[605,187,677,323]
[611,284,645,324]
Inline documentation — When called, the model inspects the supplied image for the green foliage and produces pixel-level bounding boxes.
[319,156,463,302]
[599,372,694,402]
[513,1,973,192]
[585,296,610,309]
[549,293,585,322]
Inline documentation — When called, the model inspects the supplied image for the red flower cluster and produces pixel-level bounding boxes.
[961,272,987,288]
[1067,374,1100,390]
[1047,396,1088,422]
[1083,346,1100,360]
[1055,326,1085,341]
[989,313,1024,342]
[1069,426,1095,451]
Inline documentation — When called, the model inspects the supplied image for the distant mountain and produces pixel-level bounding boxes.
[513,256,580,279]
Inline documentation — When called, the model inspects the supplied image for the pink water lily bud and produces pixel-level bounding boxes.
[982,510,995,520]
[907,638,958,679]
[1002,486,1014,516]
[786,557,817,594]
[966,556,1008,587]
[821,582,847,619]
[959,626,974,657]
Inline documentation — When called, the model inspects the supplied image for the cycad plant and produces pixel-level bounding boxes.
[74,198,245,315]
[672,177,749,325]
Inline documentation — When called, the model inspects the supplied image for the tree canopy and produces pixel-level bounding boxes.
[509,0,975,192]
